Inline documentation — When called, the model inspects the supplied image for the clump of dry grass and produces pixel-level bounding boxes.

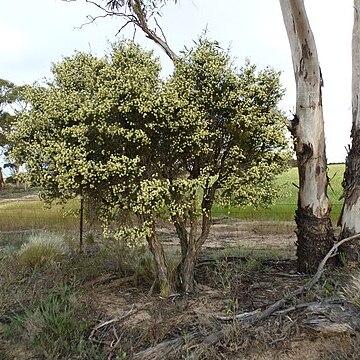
[17,232,69,269]
[341,271,360,309]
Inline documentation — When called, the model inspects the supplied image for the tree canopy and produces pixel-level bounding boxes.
[0,79,20,154]
[10,39,289,293]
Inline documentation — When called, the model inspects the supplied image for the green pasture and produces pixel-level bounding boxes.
[0,199,79,232]
[0,164,346,233]
[212,163,345,223]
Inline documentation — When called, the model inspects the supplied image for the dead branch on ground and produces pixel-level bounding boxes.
[133,233,360,359]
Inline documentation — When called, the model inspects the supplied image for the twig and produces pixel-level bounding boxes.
[216,309,261,321]
[89,304,137,339]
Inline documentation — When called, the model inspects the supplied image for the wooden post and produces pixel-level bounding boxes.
[79,189,84,253]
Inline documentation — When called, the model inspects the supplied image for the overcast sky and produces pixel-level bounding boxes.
[0,0,353,165]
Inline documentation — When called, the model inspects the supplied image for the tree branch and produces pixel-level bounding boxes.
[64,0,178,62]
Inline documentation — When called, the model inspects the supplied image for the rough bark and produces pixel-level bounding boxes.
[339,0,360,267]
[279,0,335,272]
[182,243,197,294]
[296,207,335,271]
[173,218,188,260]
[146,221,172,297]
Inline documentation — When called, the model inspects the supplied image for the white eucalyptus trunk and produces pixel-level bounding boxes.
[279,0,335,272]
[339,0,360,265]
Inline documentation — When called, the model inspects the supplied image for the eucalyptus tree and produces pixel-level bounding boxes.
[279,0,335,272]
[339,0,360,266]
[0,79,17,151]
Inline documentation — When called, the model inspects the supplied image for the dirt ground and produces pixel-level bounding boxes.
[84,255,356,359]
[81,221,357,359]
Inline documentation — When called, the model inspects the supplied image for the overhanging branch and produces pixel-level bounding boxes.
[63,0,178,62]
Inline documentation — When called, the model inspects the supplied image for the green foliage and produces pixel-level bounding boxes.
[0,79,21,157]
[10,39,290,290]
[2,282,101,359]
[159,40,289,209]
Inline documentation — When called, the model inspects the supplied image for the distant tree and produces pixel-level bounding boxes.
[0,79,23,188]
[11,40,289,294]
[279,0,335,272]
[0,79,19,152]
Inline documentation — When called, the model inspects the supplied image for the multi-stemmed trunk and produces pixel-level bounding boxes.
[339,0,360,266]
[279,0,335,272]
[173,189,214,293]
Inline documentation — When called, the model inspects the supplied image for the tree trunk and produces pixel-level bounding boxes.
[182,243,197,294]
[173,217,188,261]
[146,221,172,297]
[0,167,4,189]
[339,0,360,266]
[181,192,213,293]
[279,0,335,272]
[15,163,20,189]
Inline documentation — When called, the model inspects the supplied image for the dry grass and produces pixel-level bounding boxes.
[0,238,356,359]
[17,232,69,269]
[340,271,360,309]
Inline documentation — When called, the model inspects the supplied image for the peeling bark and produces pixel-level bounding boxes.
[339,0,360,267]
[280,0,335,272]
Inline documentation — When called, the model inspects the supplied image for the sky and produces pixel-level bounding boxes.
[0,0,353,168]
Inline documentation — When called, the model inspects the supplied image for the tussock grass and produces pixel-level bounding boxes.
[1,282,103,359]
[341,271,360,309]
[0,232,175,358]
[17,232,69,269]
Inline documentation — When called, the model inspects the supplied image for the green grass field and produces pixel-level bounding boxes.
[212,163,345,223]
[0,164,346,233]
[0,198,79,232]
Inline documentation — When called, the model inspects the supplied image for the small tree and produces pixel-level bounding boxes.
[11,43,175,295]
[11,40,289,294]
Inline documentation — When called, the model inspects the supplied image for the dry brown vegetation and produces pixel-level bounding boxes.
[1,193,360,359]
